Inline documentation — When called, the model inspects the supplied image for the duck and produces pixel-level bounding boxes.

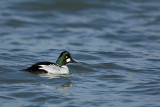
[25,51,77,74]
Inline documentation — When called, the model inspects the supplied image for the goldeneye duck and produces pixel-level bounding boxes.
[25,51,77,74]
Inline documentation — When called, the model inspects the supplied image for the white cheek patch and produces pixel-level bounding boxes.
[66,58,71,62]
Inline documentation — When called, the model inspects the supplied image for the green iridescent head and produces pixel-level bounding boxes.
[56,51,77,66]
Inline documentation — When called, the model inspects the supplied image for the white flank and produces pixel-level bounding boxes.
[39,64,69,74]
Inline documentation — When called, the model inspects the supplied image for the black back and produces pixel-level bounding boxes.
[24,62,55,74]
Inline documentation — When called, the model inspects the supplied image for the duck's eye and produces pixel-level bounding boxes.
[66,56,68,59]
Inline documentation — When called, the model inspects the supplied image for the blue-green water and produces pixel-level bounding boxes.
[1,0,160,107]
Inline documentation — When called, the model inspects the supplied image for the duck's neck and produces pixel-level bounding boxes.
[56,57,66,66]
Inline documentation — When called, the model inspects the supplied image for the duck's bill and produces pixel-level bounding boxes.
[70,58,77,63]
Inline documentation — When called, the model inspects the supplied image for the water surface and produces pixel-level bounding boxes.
[0,0,160,107]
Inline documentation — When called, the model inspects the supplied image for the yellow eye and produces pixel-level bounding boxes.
[66,56,68,59]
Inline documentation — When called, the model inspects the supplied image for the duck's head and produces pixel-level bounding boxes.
[56,51,77,66]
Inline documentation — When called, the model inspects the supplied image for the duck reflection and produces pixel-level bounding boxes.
[40,74,72,92]
[41,81,72,92]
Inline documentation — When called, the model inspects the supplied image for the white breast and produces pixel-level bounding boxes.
[39,64,69,74]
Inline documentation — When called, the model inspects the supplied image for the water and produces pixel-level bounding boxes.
[0,0,160,106]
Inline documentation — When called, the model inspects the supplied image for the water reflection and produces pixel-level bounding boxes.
[41,81,72,91]
[39,73,72,93]
[39,73,71,79]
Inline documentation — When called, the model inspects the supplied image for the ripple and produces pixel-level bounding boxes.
[70,64,95,72]
[0,96,14,100]
[10,92,40,98]
[8,0,107,12]
[96,51,136,58]
[147,58,160,62]
[99,74,124,79]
